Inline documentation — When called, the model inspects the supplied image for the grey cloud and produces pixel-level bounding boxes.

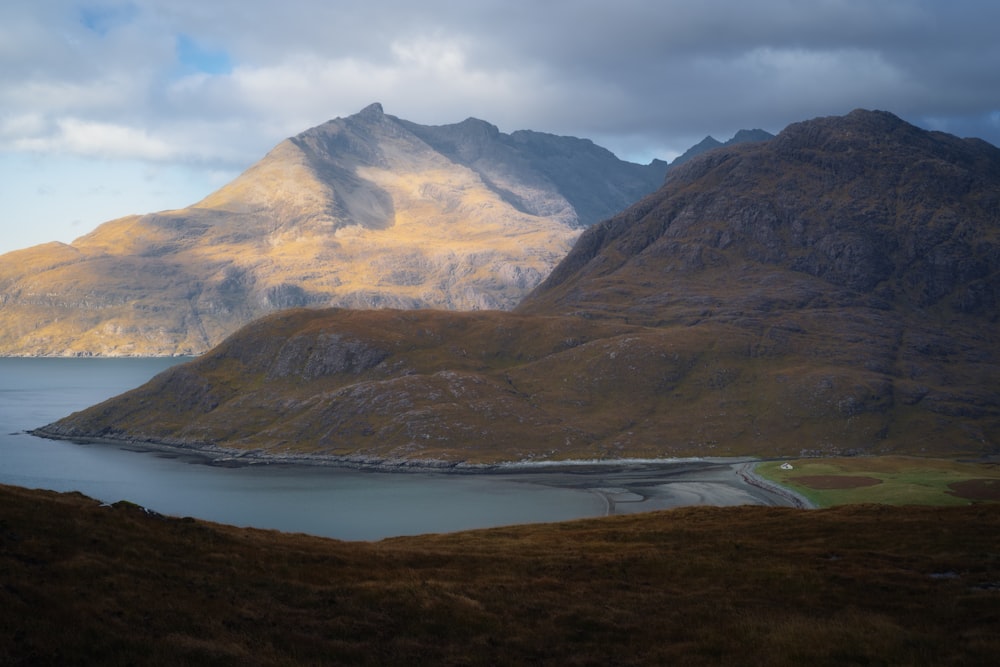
[3,0,999,169]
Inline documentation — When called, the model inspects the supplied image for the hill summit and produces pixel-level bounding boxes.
[0,104,667,356]
[39,110,1000,462]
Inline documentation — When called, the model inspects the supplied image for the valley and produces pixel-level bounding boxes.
[5,5,1000,665]
[3,108,1000,666]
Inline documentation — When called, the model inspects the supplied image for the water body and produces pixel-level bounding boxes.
[0,358,791,540]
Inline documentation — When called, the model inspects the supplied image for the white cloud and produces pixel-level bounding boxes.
[390,37,467,72]
[12,118,177,161]
[59,118,178,160]
[0,113,47,138]
[163,35,538,143]
[2,76,140,114]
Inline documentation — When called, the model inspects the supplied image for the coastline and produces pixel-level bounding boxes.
[28,426,744,472]
[737,462,815,509]
[29,428,502,472]
[27,427,812,510]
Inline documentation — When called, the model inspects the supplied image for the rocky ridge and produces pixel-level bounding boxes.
[667,128,774,167]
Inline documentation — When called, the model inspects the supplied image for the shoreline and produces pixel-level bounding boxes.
[27,428,811,512]
[737,462,815,509]
[27,427,755,474]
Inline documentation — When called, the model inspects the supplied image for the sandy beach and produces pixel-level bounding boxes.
[483,458,813,513]
[27,425,813,517]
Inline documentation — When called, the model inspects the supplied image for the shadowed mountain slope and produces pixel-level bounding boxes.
[399,116,671,227]
[38,110,1000,461]
[522,109,1000,320]
[0,103,667,356]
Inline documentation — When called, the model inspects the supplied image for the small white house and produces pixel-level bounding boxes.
[779,462,794,470]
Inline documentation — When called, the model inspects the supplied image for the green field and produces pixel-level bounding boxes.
[757,456,1000,507]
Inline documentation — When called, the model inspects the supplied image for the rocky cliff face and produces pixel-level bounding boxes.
[40,110,1000,461]
[0,103,667,356]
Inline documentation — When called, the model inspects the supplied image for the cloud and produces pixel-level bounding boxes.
[159,34,541,161]
[5,0,1000,166]
[0,113,48,138]
[2,76,142,115]
[2,0,1000,255]
[14,118,178,160]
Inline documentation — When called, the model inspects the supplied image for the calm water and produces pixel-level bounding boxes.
[0,357,614,539]
[0,358,787,540]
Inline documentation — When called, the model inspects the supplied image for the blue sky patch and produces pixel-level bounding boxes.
[78,3,138,36]
[176,34,233,76]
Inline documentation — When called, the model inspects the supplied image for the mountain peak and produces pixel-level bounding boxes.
[730,128,774,143]
[359,102,385,118]
[669,129,774,168]
[455,116,502,137]
[773,109,920,153]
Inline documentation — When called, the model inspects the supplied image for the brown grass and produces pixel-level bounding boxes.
[949,479,1000,501]
[2,483,999,665]
[42,307,1000,463]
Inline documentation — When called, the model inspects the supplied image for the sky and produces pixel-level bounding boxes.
[2,0,999,256]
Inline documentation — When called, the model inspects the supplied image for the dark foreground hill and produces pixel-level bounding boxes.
[39,110,1000,461]
[0,103,668,356]
[1,484,998,665]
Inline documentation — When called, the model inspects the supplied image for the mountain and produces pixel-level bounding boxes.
[512,109,1000,456]
[522,109,1000,318]
[0,103,667,356]
[38,110,1000,462]
[668,128,774,167]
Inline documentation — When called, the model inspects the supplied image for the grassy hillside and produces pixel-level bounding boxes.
[1,483,998,665]
[39,306,999,461]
